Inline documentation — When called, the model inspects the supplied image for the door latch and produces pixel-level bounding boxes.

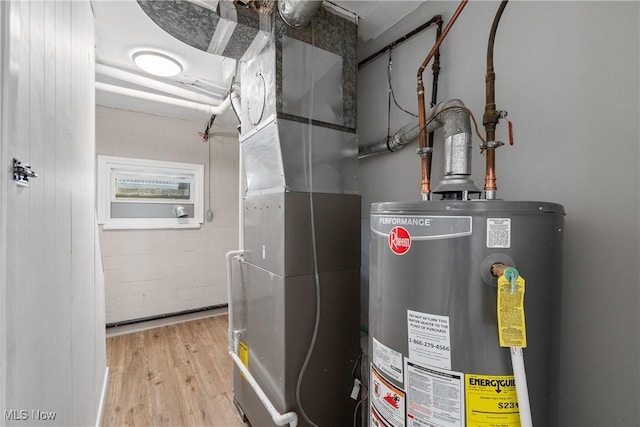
[13,158,38,187]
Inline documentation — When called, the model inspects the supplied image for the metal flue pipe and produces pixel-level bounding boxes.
[417,0,468,200]
[278,0,322,29]
[483,0,509,199]
[359,99,469,159]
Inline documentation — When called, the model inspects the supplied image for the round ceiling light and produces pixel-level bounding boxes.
[132,51,183,77]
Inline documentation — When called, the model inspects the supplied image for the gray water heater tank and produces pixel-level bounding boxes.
[368,200,564,426]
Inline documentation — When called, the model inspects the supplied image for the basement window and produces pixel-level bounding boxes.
[97,155,204,229]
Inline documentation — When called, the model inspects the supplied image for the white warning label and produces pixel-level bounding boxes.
[407,311,451,370]
[371,365,406,427]
[405,360,464,427]
[373,337,404,383]
[487,218,511,248]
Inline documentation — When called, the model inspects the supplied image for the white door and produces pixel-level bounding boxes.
[0,1,106,424]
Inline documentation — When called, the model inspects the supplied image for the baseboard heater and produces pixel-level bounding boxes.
[106,304,228,329]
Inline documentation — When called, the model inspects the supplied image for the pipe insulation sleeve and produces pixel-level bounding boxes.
[95,82,232,116]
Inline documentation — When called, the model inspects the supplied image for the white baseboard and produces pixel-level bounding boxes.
[95,367,110,427]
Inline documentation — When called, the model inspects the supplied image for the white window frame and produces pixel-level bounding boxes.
[97,155,204,230]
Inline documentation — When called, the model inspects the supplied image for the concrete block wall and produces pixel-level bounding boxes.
[96,106,239,323]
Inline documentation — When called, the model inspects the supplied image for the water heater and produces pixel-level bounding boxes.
[368,200,564,426]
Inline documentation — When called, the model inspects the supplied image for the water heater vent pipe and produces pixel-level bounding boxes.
[417,0,469,200]
[278,0,322,29]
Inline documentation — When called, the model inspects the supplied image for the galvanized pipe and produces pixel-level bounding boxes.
[359,99,468,159]
[278,0,322,29]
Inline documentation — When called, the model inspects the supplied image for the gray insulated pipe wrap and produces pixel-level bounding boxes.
[358,99,470,159]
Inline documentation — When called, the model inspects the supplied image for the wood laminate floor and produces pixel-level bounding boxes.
[102,315,245,427]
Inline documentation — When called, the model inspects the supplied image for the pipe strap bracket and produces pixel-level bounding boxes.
[480,140,504,150]
[416,146,434,158]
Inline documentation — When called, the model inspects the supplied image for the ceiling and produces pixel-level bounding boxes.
[93,0,422,125]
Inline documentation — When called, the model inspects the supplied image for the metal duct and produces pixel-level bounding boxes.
[137,0,267,61]
[432,100,480,196]
[359,99,466,158]
[278,0,322,29]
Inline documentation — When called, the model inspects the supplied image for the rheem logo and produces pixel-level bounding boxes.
[389,226,411,255]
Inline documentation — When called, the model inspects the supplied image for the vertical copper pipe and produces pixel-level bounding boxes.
[483,0,509,195]
[417,0,468,197]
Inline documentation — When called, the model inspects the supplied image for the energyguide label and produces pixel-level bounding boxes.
[465,373,521,426]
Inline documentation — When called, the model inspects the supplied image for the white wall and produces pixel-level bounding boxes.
[358,1,639,425]
[0,1,106,425]
[96,106,239,324]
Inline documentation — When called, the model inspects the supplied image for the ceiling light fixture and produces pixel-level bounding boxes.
[132,51,183,77]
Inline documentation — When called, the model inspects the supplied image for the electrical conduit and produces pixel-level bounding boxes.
[225,250,299,427]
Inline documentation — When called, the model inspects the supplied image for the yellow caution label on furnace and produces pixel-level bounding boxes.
[238,341,249,368]
[465,373,521,426]
[497,275,527,348]
[238,341,249,379]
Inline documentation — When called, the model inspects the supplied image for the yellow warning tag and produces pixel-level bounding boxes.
[238,341,249,379]
[497,274,527,348]
[465,373,521,426]
[238,341,249,367]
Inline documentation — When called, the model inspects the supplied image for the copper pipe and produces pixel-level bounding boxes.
[417,0,468,197]
[483,0,509,194]
[491,263,509,278]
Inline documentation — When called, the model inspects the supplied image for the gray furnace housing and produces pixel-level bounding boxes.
[229,5,361,427]
[369,200,564,425]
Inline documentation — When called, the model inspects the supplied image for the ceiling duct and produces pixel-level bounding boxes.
[137,0,270,61]
[278,0,322,29]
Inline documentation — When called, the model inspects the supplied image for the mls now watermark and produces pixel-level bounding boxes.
[4,410,57,421]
